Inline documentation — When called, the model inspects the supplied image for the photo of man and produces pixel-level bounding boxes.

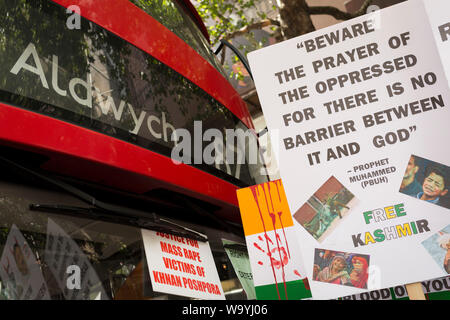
[0,225,50,300]
[13,243,30,278]
[400,155,422,196]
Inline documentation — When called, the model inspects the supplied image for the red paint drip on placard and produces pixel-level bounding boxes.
[265,183,288,300]
[265,233,273,245]
[294,270,310,291]
[275,182,291,259]
[253,242,265,253]
[250,185,281,300]
[303,278,311,291]
[250,182,301,300]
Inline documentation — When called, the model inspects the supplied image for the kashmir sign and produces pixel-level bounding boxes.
[247,0,450,299]
[142,230,225,300]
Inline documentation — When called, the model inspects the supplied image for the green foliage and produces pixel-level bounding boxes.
[196,0,266,46]
[195,0,277,82]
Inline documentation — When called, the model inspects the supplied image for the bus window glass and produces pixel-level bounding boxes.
[0,179,247,300]
[0,0,268,186]
[129,0,228,78]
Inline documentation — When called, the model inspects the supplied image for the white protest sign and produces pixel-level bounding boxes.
[341,288,395,300]
[421,275,450,294]
[44,218,107,300]
[248,0,450,299]
[223,239,256,300]
[0,225,50,300]
[424,0,450,86]
[142,230,225,300]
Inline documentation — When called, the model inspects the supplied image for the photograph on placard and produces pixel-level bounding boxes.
[399,155,450,209]
[293,176,357,242]
[312,248,370,289]
[421,224,450,274]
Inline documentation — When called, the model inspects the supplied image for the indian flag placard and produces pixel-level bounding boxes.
[237,179,311,300]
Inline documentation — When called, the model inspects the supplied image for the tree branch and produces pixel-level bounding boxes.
[308,0,374,20]
[223,18,281,41]
[220,46,226,65]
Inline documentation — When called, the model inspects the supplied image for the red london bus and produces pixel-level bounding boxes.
[0,0,268,299]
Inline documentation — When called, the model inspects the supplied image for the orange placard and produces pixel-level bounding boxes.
[237,180,294,236]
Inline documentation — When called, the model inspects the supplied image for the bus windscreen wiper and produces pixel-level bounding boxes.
[28,203,208,242]
[0,155,207,242]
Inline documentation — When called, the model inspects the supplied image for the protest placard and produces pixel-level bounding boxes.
[237,179,311,300]
[142,230,225,300]
[45,218,107,300]
[0,225,49,300]
[223,239,256,299]
[248,0,450,299]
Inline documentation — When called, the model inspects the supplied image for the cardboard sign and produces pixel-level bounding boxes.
[248,0,450,299]
[236,180,311,300]
[142,230,225,300]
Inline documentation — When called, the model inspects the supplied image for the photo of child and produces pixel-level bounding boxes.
[421,224,450,274]
[293,176,357,242]
[399,155,450,209]
[313,249,370,289]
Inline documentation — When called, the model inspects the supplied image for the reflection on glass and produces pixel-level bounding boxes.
[0,181,247,300]
[0,0,268,186]
[129,0,228,77]
[44,218,107,300]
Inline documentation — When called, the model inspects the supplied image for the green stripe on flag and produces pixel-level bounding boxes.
[255,279,312,300]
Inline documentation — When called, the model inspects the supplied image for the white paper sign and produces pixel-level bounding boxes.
[0,225,50,300]
[142,230,225,300]
[421,275,450,294]
[248,0,450,299]
[424,0,450,86]
[223,239,256,300]
[44,218,107,300]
